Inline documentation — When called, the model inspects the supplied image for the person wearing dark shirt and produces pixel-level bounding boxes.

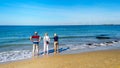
[54,33,59,54]
[30,32,41,57]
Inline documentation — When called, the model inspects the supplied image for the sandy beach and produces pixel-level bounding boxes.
[0,49,120,68]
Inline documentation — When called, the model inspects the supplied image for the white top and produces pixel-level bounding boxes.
[43,36,50,43]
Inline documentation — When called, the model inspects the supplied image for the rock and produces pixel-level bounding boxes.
[106,41,113,44]
[87,43,93,46]
[105,41,114,45]
[114,40,119,42]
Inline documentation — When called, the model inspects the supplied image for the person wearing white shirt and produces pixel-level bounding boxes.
[43,33,50,55]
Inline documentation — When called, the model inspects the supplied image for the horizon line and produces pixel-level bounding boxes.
[0,24,120,26]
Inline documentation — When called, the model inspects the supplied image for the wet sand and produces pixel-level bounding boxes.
[0,49,120,68]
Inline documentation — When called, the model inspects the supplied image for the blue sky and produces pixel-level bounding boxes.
[0,0,120,25]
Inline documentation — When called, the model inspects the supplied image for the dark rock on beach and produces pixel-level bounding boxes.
[87,43,93,46]
[114,40,119,42]
[106,41,113,44]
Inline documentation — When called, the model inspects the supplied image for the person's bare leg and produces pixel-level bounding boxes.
[43,43,46,55]
[56,44,59,53]
[54,45,56,54]
[47,44,49,55]
[36,45,39,56]
[32,44,36,57]
[54,42,57,54]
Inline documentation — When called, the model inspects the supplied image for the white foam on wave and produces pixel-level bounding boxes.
[68,44,89,50]
[0,50,32,63]
[66,40,120,51]
[99,43,107,46]
[88,45,97,48]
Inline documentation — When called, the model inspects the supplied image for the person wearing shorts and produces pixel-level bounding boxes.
[54,33,59,54]
[30,32,41,57]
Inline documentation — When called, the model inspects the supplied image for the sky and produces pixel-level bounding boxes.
[0,0,120,25]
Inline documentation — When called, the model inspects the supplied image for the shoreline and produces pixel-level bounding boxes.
[0,49,120,68]
[0,40,120,63]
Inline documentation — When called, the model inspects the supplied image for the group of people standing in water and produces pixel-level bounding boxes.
[30,32,59,56]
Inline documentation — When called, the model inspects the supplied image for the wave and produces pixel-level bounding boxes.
[0,44,32,48]
[0,50,32,63]
[0,35,94,44]
[58,36,95,39]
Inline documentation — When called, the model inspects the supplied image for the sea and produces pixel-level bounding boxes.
[0,25,120,63]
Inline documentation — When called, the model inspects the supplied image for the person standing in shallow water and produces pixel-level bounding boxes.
[30,32,41,57]
[43,33,50,55]
[54,33,59,54]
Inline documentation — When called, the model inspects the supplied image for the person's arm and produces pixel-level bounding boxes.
[48,36,50,42]
[57,36,59,41]
[39,36,41,42]
[53,37,55,41]
[30,36,33,42]
[43,36,45,42]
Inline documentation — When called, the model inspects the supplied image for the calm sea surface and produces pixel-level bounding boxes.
[0,25,120,46]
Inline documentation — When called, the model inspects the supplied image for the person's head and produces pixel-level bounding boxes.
[54,33,57,37]
[34,32,38,35]
[45,33,48,36]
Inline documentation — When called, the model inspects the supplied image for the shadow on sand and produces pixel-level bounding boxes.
[40,47,70,55]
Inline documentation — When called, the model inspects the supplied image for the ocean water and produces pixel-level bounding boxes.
[0,25,120,63]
